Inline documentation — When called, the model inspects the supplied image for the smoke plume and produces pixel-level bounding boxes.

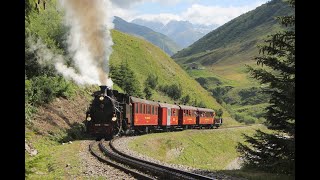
[59,0,114,86]
[26,36,100,85]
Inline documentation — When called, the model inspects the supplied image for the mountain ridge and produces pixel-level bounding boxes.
[131,19,217,48]
[113,16,181,56]
[172,0,293,61]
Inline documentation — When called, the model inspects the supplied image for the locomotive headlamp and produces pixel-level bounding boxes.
[86,116,91,121]
[112,114,117,121]
[99,96,104,101]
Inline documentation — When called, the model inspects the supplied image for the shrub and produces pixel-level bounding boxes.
[145,74,158,90]
[159,84,182,100]
[180,95,190,105]
[144,86,152,99]
[110,61,142,97]
[29,75,76,106]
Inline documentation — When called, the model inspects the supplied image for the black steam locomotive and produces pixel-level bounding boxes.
[85,86,222,139]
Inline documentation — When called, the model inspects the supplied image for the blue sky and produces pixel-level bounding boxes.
[110,0,269,26]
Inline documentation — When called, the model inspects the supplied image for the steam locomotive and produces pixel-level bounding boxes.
[85,85,222,138]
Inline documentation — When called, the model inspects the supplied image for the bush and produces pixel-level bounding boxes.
[25,75,78,123]
[159,84,182,100]
[26,75,77,105]
[28,75,76,106]
[212,86,233,99]
[234,112,257,124]
[144,86,152,99]
[180,95,190,105]
[110,61,142,97]
[145,74,158,90]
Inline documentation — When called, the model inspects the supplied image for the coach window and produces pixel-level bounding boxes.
[147,105,151,114]
[142,104,144,114]
[155,107,158,115]
[152,106,154,115]
[139,103,142,114]
[135,103,139,113]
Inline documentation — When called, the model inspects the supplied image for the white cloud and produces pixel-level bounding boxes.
[182,4,257,26]
[110,0,267,26]
[109,5,137,20]
[133,14,182,24]
[110,0,182,8]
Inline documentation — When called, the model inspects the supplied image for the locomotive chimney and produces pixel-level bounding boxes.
[99,85,114,97]
[99,85,107,94]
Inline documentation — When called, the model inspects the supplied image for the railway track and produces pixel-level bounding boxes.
[89,141,155,179]
[90,138,214,180]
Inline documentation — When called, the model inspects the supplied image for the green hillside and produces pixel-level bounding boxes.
[172,0,293,61]
[114,16,181,56]
[110,30,238,126]
[25,0,239,127]
[170,0,294,125]
[128,125,292,180]
[172,0,293,85]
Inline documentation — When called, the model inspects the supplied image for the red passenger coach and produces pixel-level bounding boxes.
[197,107,215,128]
[179,105,197,126]
[158,102,180,127]
[131,97,158,126]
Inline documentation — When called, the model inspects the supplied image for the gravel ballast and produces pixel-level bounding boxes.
[79,140,136,179]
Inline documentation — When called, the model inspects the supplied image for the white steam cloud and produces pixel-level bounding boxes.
[58,0,114,87]
[26,36,100,85]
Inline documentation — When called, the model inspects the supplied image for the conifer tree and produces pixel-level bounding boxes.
[110,60,142,97]
[237,0,295,175]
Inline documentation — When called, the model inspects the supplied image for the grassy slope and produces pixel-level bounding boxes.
[26,130,84,179]
[172,0,293,87]
[170,0,293,124]
[128,125,293,180]
[110,30,240,126]
[25,30,240,179]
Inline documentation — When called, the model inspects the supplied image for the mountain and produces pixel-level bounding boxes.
[171,0,294,124]
[131,19,217,48]
[113,16,181,56]
[172,0,293,64]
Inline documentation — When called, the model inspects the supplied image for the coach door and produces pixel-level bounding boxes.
[167,107,171,126]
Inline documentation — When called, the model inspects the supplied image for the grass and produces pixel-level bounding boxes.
[129,124,266,170]
[128,124,293,180]
[25,129,95,179]
[219,170,294,180]
[110,30,240,125]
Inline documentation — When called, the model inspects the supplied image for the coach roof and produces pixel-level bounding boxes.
[158,102,180,109]
[197,107,215,112]
[130,97,159,106]
[178,105,198,111]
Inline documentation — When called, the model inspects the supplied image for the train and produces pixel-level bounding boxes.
[85,85,222,138]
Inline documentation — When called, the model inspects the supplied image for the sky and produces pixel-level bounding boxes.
[110,0,270,26]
